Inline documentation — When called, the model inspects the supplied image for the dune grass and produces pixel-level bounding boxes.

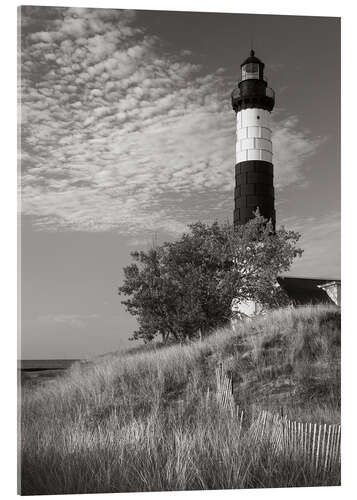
[19,304,341,494]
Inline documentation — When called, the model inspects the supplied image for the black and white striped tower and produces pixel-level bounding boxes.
[231,50,276,228]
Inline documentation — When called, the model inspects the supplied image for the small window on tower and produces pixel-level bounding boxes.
[257,116,260,119]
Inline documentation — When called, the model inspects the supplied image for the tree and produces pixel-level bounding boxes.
[118,212,303,343]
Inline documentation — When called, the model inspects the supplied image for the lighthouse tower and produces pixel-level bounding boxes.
[231,50,275,228]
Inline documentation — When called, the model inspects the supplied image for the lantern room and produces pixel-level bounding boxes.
[231,50,274,113]
[240,50,264,81]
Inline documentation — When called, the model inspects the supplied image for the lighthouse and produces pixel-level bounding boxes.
[231,50,276,228]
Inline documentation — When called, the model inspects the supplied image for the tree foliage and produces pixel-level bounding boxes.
[118,212,303,343]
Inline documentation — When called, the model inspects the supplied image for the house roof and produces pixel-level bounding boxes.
[317,281,341,289]
[277,276,340,305]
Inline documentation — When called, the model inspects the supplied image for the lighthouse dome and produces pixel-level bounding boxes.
[240,50,263,67]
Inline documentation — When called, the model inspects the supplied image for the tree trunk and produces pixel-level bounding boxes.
[161,331,169,344]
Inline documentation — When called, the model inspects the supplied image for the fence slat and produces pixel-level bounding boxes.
[324,425,332,471]
[321,424,327,470]
[311,423,317,464]
[328,425,336,471]
[315,424,322,470]
[330,425,337,469]
[334,425,341,465]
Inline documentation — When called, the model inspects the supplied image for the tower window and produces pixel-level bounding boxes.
[257,116,260,119]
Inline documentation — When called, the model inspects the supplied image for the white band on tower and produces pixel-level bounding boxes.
[236,108,272,164]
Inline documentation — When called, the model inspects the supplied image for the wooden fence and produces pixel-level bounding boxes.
[249,409,341,472]
[214,366,341,472]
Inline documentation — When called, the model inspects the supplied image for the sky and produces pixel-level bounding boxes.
[19,7,340,359]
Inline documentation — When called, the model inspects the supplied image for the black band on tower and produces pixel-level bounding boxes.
[234,160,276,228]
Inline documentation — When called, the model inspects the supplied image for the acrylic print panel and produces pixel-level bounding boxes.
[19,5,341,495]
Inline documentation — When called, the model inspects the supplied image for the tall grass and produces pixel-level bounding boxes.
[20,305,340,495]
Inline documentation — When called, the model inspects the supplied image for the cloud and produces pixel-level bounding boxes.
[37,313,99,329]
[20,6,323,236]
[272,116,324,188]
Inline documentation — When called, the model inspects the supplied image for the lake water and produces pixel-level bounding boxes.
[19,359,80,371]
[19,359,81,386]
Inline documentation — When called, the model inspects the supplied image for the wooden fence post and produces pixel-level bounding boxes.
[328,425,336,471]
[324,425,332,472]
[320,424,327,471]
[304,422,308,463]
[315,424,322,471]
[334,425,341,465]
[311,423,317,465]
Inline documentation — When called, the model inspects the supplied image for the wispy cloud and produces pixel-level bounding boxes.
[37,313,99,329]
[20,7,323,236]
[272,116,324,188]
